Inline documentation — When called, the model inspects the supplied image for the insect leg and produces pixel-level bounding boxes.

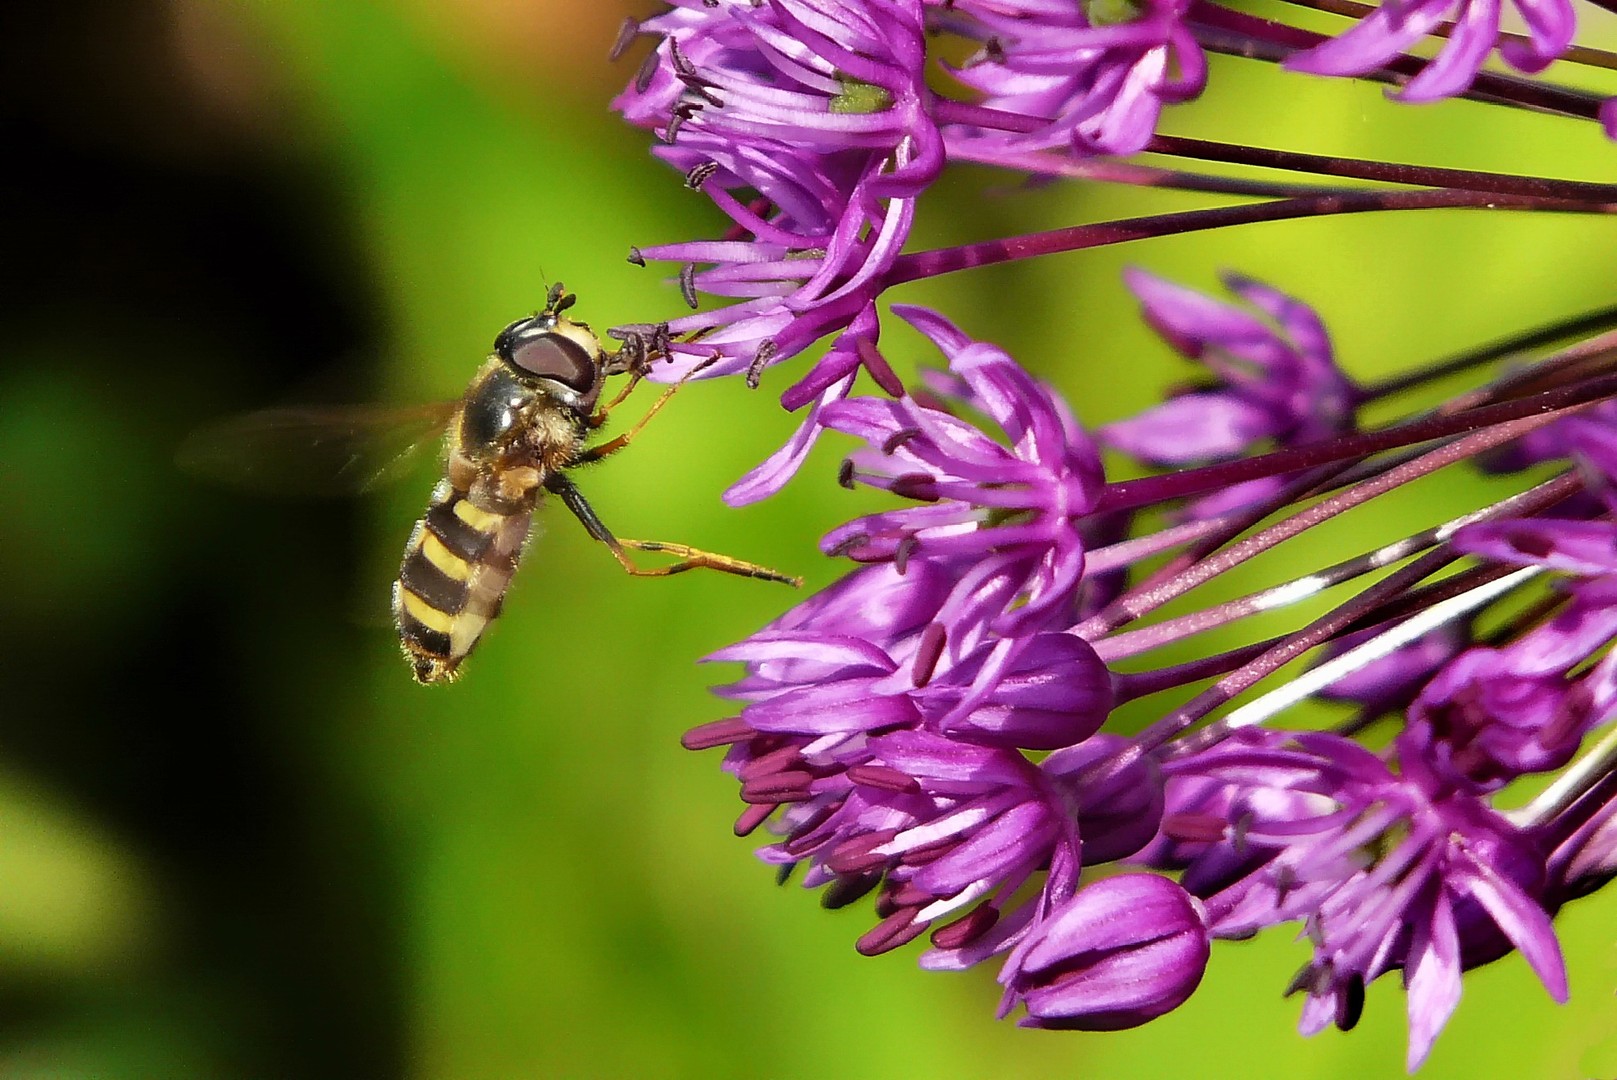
[616,538,802,586]
[580,351,726,461]
[587,368,646,429]
[546,474,800,587]
[578,382,683,463]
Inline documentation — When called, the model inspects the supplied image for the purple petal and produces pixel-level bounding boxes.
[1452,519,1617,576]
[1460,857,1567,1001]
[1102,393,1280,464]
[1398,0,1501,102]
[1403,892,1462,1071]
[725,372,856,505]
[707,632,898,673]
[744,679,919,734]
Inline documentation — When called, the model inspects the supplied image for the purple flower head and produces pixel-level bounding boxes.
[1135,756,1324,895]
[946,0,1207,157]
[841,731,1164,966]
[1399,602,1617,795]
[1284,0,1576,103]
[1158,730,1566,1070]
[713,729,1105,962]
[830,730,1087,959]
[1434,438,1617,792]
[821,306,1106,646]
[1102,269,1360,517]
[614,0,941,397]
[997,873,1210,1031]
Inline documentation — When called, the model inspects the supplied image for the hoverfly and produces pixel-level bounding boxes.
[181,284,799,684]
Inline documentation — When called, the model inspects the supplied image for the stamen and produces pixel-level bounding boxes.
[609,16,640,63]
[679,263,698,309]
[856,909,929,956]
[734,803,776,836]
[889,473,939,501]
[928,903,1000,950]
[747,340,777,389]
[821,873,883,909]
[633,47,658,93]
[685,161,719,189]
[911,622,947,687]
[881,427,922,454]
[893,534,919,574]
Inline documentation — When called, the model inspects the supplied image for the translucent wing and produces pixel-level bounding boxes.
[177,402,459,498]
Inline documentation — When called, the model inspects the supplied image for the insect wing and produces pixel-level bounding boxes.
[177,402,459,498]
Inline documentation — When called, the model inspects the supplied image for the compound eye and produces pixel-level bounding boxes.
[506,332,597,393]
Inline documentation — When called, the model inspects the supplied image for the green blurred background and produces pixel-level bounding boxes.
[5,1,1617,1076]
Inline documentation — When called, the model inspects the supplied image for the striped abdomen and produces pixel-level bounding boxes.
[393,481,533,683]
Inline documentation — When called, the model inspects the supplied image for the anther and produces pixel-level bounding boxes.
[679,263,699,309]
[911,622,946,687]
[747,340,777,388]
[633,47,658,92]
[609,17,640,62]
[889,473,939,502]
[894,534,919,574]
[685,160,719,189]
[881,427,922,454]
[857,337,905,396]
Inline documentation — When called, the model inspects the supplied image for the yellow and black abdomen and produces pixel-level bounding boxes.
[393,480,533,684]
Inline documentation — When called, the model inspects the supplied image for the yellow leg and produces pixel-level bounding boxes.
[585,344,726,454]
[588,369,645,429]
[606,538,802,587]
[580,383,684,462]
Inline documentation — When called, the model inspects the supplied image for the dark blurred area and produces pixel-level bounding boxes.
[0,3,399,1075]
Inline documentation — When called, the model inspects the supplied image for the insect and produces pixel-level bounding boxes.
[182,284,799,684]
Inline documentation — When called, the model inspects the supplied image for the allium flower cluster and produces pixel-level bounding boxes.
[610,0,1617,1069]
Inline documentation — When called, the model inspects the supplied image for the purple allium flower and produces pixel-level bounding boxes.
[832,730,1088,958]
[1431,433,1617,790]
[946,0,1207,157]
[1398,601,1617,794]
[997,873,1209,1030]
[614,0,941,395]
[822,305,1105,646]
[1101,268,1360,516]
[1159,730,1567,1070]
[1284,0,1576,103]
[690,727,1098,960]
[616,0,1617,1059]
